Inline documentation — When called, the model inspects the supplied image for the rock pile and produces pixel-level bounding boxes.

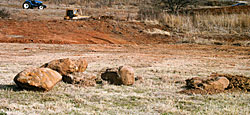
[64,73,97,87]
[14,58,90,91]
[180,74,250,94]
[101,66,135,85]
[212,74,250,91]
[14,58,137,92]
[13,57,249,94]
[41,58,88,82]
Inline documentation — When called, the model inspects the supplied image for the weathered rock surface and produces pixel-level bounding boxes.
[101,66,135,85]
[64,72,97,87]
[181,74,250,95]
[186,76,229,91]
[41,58,88,76]
[118,66,135,85]
[203,77,229,90]
[14,68,62,91]
[211,74,250,91]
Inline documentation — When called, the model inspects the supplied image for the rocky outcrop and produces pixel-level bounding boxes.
[14,68,62,91]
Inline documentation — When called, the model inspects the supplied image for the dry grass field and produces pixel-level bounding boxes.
[0,0,250,114]
[0,43,249,114]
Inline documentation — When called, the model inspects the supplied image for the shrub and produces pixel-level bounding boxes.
[0,8,10,19]
[153,0,198,14]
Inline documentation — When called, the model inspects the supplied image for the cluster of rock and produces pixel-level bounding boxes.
[181,73,250,94]
[185,76,229,91]
[40,58,88,83]
[101,66,135,85]
[14,58,136,92]
[180,76,230,94]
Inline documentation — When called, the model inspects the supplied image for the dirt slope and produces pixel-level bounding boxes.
[0,19,174,44]
[0,20,129,44]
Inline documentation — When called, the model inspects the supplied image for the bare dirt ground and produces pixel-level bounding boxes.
[0,19,175,44]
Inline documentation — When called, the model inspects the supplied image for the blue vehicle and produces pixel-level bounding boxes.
[232,3,247,6]
[22,0,47,9]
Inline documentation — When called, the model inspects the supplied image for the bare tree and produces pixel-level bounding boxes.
[154,0,198,14]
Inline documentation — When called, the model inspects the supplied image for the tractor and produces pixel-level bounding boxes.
[64,9,91,20]
[22,0,47,10]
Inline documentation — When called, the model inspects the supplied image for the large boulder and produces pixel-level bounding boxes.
[41,58,88,77]
[14,68,62,91]
[101,66,135,85]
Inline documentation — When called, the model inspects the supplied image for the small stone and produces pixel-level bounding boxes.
[64,72,97,87]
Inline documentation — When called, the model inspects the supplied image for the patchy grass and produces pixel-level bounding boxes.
[0,43,249,114]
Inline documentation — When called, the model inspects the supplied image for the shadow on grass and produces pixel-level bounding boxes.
[0,84,23,91]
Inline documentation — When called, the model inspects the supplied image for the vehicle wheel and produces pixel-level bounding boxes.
[22,2,30,9]
[38,5,44,10]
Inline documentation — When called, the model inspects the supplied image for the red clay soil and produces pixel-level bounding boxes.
[0,19,175,44]
[180,74,250,95]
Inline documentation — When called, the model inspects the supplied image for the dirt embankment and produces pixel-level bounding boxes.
[191,5,250,15]
[0,19,175,44]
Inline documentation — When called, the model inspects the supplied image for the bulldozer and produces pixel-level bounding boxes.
[64,9,91,20]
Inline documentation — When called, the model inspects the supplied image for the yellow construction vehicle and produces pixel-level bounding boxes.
[64,9,91,20]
